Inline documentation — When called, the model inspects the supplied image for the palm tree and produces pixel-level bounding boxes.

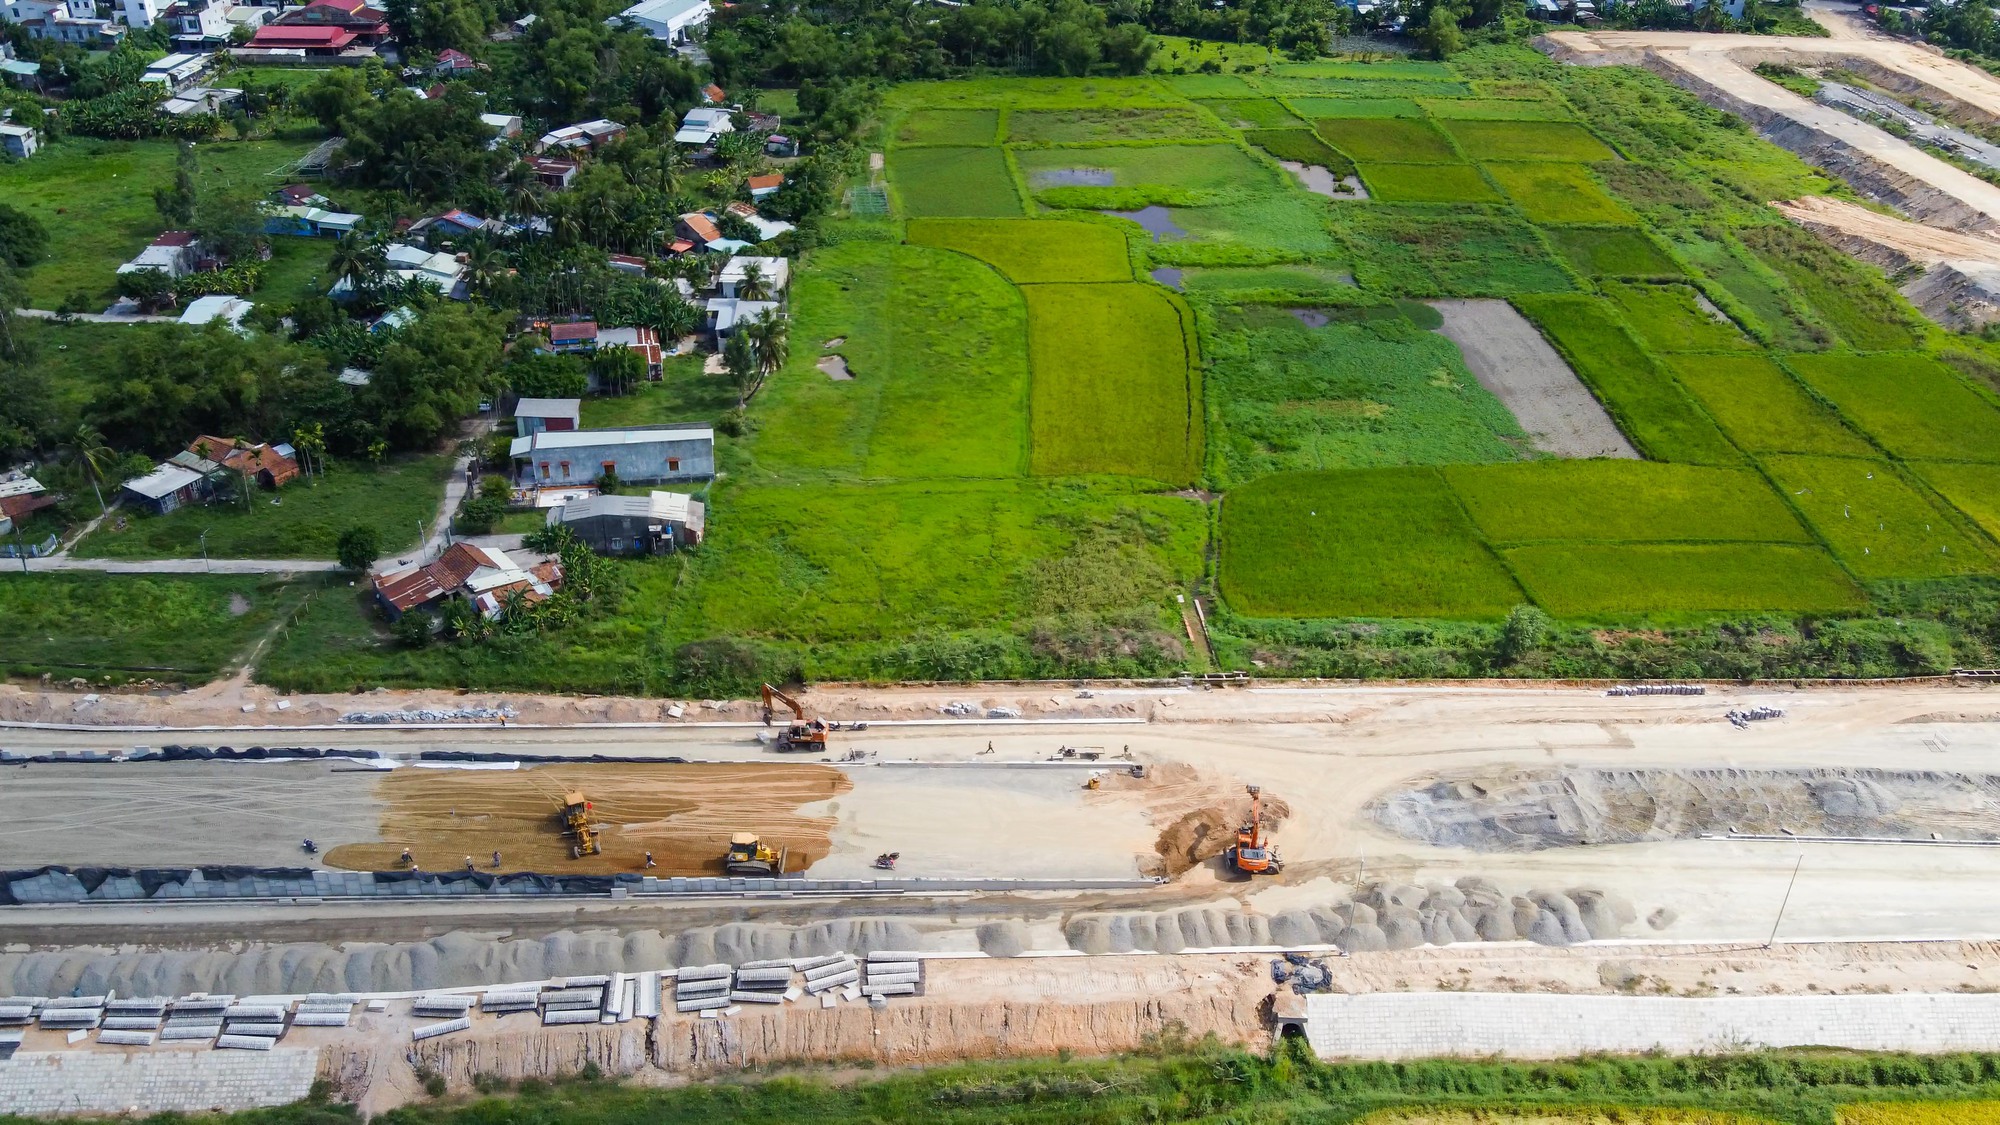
[327,233,385,297]
[736,260,771,302]
[722,329,759,407]
[460,239,507,299]
[65,425,114,516]
[748,309,789,382]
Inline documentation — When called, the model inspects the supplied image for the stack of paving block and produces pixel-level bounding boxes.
[672,965,731,1015]
[410,994,474,1041]
[98,997,169,1046]
[800,954,861,1002]
[862,952,925,1002]
[292,995,358,1028]
[217,1001,289,1050]
[479,987,540,1017]
[539,977,606,1026]
[730,961,795,1005]
[160,996,229,1043]
[39,995,106,1032]
[0,1001,32,1061]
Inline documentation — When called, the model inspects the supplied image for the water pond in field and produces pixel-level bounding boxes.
[1030,167,1114,188]
[1103,205,1186,241]
[1150,266,1184,290]
[1279,160,1365,199]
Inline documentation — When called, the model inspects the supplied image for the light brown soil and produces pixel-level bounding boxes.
[1090,762,1291,878]
[323,763,849,876]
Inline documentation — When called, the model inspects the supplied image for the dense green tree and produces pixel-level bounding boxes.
[336,524,381,572]
[362,302,510,447]
[504,351,589,398]
[0,203,48,270]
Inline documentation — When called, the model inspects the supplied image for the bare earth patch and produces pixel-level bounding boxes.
[1429,298,1639,459]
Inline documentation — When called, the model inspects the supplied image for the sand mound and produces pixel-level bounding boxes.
[1368,766,2000,851]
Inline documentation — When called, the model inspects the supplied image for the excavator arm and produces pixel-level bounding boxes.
[761,683,806,725]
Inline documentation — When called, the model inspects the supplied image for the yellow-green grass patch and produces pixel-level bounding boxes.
[1273,59,1461,80]
[1601,281,1755,352]
[1665,354,1874,456]
[1785,353,2000,462]
[893,108,999,146]
[1314,116,1461,163]
[1763,455,2000,579]
[1219,468,1525,619]
[1286,96,1424,118]
[1839,1100,2000,1124]
[1444,119,1617,162]
[1257,75,1474,99]
[1512,295,1741,464]
[1162,73,1260,98]
[1359,163,1500,203]
[1444,461,1810,545]
[1913,462,2000,539]
[1196,98,1306,129]
[1025,283,1201,485]
[1422,97,1577,120]
[906,217,1131,284]
[887,147,1022,217]
[883,76,1182,111]
[1007,107,1218,144]
[1358,1108,1777,1124]
[1485,162,1637,225]
[1544,226,1683,280]
[1181,264,1355,295]
[1505,543,1864,616]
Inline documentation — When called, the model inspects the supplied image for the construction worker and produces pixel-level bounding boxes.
[644,851,656,869]
[464,856,475,872]
[400,848,414,866]
[492,850,502,868]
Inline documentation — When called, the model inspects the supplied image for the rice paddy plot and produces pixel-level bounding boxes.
[1165,196,1342,256]
[1740,223,1920,351]
[682,479,1204,643]
[1272,59,1460,80]
[906,217,1131,283]
[887,146,1022,217]
[1444,119,1618,162]
[1762,455,2000,579]
[1359,162,1500,203]
[1665,354,1874,456]
[1914,462,2000,539]
[1025,283,1201,485]
[752,241,1030,480]
[1208,316,1530,484]
[1601,281,1754,352]
[885,76,1183,111]
[1513,294,1741,464]
[1544,226,1684,280]
[1163,73,1259,98]
[1485,162,1637,225]
[1218,468,1525,619]
[1504,542,1864,617]
[1257,76,1474,99]
[893,108,999,146]
[1197,98,1305,129]
[1285,97,1423,118]
[1841,1100,2000,1124]
[1242,129,1354,176]
[1007,108,1217,143]
[1785,353,2000,462]
[1015,143,1277,198]
[1422,97,1577,120]
[1336,209,1574,297]
[1444,461,1809,544]
[1667,228,1826,351]
[1180,264,1355,295]
[1314,116,1461,163]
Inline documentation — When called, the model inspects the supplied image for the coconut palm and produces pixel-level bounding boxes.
[64,425,114,515]
[748,309,789,383]
[736,260,771,302]
[722,328,759,406]
[327,232,385,297]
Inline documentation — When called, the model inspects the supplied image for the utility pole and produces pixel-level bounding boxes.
[199,528,211,574]
[11,522,27,574]
[1766,855,1804,949]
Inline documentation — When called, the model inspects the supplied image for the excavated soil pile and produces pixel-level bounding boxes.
[1064,877,1634,953]
[324,763,849,876]
[1091,763,1290,878]
[1369,766,2000,851]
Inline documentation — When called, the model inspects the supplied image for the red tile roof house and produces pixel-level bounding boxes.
[432,47,484,74]
[244,22,359,53]
[186,435,300,489]
[746,172,783,199]
[545,320,599,353]
[372,543,562,621]
[527,155,578,190]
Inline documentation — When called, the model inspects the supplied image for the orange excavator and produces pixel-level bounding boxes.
[1225,785,1282,876]
[761,683,830,753]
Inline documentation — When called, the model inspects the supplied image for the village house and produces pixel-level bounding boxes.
[0,471,55,537]
[263,202,361,237]
[746,172,783,199]
[372,542,562,621]
[511,424,715,490]
[117,231,201,279]
[8,0,124,44]
[606,253,648,275]
[613,0,707,47]
[139,51,212,93]
[514,398,580,437]
[481,112,522,147]
[673,105,732,147]
[160,86,244,116]
[527,155,577,189]
[535,118,625,154]
[724,200,794,242]
[0,121,36,160]
[717,255,790,299]
[184,435,300,489]
[178,294,254,332]
[596,326,663,380]
[706,296,778,338]
[242,0,389,55]
[332,244,466,299]
[701,83,725,104]
[544,320,598,354]
[120,461,217,515]
[547,490,704,555]
[407,208,509,242]
[431,47,483,74]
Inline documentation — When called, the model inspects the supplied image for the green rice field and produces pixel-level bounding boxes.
[1358,163,1500,203]
[1484,163,1637,225]
[1314,116,1462,163]
[1443,119,1618,162]
[1544,226,1684,279]
[1785,353,2000,462]
[1024,283,1200,485]
[1664,355,1875,456]
[906,218,1132,284]
[886,146,1022,217]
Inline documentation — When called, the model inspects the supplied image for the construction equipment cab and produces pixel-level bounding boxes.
[724,832,787,877]
[761,683,830,753]
[560,791,602,857]
[1226,784,1281,876]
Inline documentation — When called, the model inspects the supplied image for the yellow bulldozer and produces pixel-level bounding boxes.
[560,790,602,858]
[724,831,788,877]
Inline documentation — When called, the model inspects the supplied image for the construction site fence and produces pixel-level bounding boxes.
[0,865,1163,907]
